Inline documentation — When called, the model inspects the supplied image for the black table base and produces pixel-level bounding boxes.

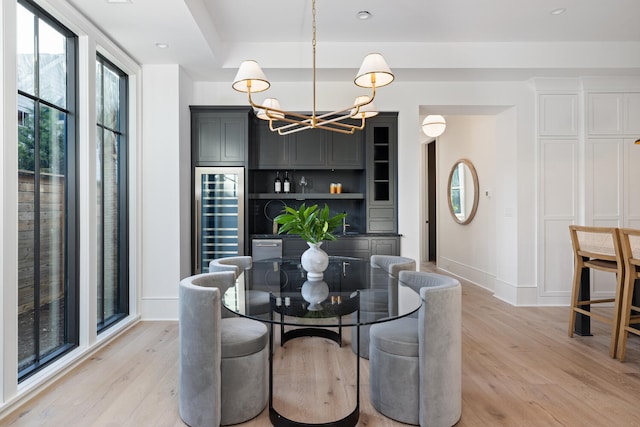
[281,327,342,346]
[573,265,592,336]
[269,310,360,427]
[269,404,359,427]
[573,265,640,335]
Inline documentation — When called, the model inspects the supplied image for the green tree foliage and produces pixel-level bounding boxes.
[18,106,65,174]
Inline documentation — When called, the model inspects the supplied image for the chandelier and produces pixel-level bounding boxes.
[231,0,394,135]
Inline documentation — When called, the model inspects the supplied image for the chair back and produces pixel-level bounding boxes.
[371,255,416,316]
[569,225,623,272]
[371,255,416,277]
[179,271,235,427]
[397,270,462,427]
[568,225,626,358]
[616,228,640,361]
[209,256,253,277]
[618,228,640,271]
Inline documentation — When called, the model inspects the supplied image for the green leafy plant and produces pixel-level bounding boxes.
[274,203,347,244]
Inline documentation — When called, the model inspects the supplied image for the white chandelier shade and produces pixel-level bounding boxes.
[354,53,395,88]
[256,98,284,120]
[232,60,270,93]
[351,96,378,119]
[422,115,447,137]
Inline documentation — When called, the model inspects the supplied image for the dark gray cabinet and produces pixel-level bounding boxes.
[289,130,327,167]
[327,132,364,168]
[366,113,398,233]
[249,112,398,253]
[370,237,398,256]
[192,107,251,166]
[327,237,370,260]
[283,238,310,258]
[253,120,289,168]
[253,120,363,169]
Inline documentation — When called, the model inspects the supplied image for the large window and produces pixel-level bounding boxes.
[96,55,129,332]
[16,0,78,380]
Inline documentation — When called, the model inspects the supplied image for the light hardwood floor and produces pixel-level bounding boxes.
[3,266,640,427]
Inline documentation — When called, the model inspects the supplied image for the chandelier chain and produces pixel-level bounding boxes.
[312,0,317,122]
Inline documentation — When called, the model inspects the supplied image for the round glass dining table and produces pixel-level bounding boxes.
[221,256,423,427]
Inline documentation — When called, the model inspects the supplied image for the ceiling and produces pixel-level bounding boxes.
[65,0,640,82]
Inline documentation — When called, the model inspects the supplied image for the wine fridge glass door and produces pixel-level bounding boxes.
[194,167,245,273]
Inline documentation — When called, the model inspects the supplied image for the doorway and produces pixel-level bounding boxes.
[422,140,437,263]
[428,141,436,262]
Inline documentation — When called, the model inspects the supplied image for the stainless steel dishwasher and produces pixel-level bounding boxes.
[252,239,283,261]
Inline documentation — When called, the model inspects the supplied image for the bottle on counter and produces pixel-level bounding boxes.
[274,171,282,193]
[283,171,291,193]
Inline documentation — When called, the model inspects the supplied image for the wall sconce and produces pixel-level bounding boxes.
[635,138,640,145]
[422,115,447,137]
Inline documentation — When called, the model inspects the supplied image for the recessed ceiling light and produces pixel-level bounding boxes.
[357,11,371,20]
[155,43,168,49]
[550,8,566,15]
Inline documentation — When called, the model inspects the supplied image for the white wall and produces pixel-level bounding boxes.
[436,116,497,291]
[1,0,19,404]
[179,69,194,279]
[140,65,193,320]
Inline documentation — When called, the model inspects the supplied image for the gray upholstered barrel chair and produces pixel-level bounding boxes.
[369,270,461,427]
[209,256,270,318]
[351,255,416,359]
[179,271,269,426]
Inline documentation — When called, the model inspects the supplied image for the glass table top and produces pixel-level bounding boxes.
[222,256,422,327]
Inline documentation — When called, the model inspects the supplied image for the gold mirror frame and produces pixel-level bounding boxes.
[447,159,479,225]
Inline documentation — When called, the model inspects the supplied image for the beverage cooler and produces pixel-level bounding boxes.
[193,167,245,273]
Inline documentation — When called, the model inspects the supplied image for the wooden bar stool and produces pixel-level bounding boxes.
[568,225,624,358]
[616,228,640,361]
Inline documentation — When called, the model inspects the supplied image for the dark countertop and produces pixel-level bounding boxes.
[250,233,401,239]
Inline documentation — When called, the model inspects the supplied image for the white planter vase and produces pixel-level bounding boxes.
[300,241,329,280]
[301,280,329,311]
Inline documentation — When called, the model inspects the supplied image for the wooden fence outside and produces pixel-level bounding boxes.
[18,170,65,315]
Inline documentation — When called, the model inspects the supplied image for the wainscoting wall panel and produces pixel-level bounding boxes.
[536,82,640,306]
[537,88,580,304]
[540,139,577,298]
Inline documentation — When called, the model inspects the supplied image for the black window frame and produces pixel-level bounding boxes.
[96,53,129,333]
[17,0,79,382]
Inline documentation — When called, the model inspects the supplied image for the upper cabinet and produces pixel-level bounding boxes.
[289,130,328,167]
[366,113,398,233]
[252,120,364,169]
[253,120,289,168]
[192,107,252,166]
[623,93,640,135]
[538,94,578,137]
[587,93,640,136]
[328,131,364,168]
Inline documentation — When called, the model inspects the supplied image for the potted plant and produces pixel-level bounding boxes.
[274,203,346,279]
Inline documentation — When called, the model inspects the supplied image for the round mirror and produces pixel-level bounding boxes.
[447,159,479,225]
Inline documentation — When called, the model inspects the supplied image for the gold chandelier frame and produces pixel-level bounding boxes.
[232,0,394,135]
